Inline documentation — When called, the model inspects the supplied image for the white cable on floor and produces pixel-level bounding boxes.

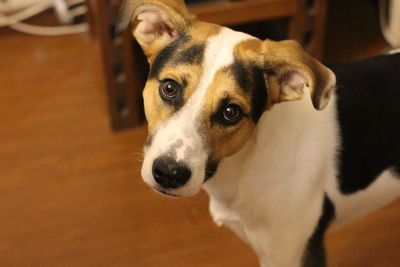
[0,0,88,36]
[0,0,53,27]
[9,22,88,36]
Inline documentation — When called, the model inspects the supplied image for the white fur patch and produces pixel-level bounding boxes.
[187,27,254,113]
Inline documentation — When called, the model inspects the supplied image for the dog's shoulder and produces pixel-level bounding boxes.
[328,53,400,194]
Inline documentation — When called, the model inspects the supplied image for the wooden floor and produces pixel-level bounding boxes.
[0,30,399,267]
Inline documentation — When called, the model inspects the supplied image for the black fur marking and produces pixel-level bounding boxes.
[231,59,251,92]
[302,195,335,267]
[329,53,400,194]
[204,160,219,182]
[250,64,268,122]
[174,43,205,65]
[148,35,188,79]
[230,59,267,122]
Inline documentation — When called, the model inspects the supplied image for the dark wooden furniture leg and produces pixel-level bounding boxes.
[88,0,147,130]
[289,0,329,60]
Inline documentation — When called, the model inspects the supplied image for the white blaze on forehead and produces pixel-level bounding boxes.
[186,27,255,115]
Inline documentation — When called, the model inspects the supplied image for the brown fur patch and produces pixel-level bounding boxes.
[261,39,334,109]
[187,21,221,43]
[232,38,333,110]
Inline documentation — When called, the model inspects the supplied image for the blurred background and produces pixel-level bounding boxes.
[0,0,399,266]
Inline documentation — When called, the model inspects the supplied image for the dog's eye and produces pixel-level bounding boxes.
[222,104,242,124]
[160,79,180,99]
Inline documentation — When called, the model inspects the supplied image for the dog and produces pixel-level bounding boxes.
[116,0,400,266]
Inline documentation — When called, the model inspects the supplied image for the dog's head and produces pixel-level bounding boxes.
[118,0,336,197]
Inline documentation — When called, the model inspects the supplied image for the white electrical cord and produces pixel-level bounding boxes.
[8,21,88,35]
[0,0,88,36]
[53,0,85,24]
[0,0,53,27]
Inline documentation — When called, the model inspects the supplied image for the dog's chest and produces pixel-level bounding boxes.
[202,144,273,242]
[204,180,250,243]
[209,196,241,227]
[203,150,251,235]
[204,165,242,226]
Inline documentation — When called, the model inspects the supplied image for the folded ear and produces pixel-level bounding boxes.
[263,40,336,110]
[117,0,196,59]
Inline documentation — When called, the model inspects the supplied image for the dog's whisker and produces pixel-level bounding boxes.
[127,151,144,157]
[135,159,144,164]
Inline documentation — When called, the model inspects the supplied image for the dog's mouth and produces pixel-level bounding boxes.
[152,163,219,197]
[154,187,182,198]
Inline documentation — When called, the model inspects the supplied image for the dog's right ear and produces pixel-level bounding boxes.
[262,39,336,110]
[116,0,196,60]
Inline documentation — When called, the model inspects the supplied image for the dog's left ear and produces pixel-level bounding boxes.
[262,40,336,110]
[116,0,196,59]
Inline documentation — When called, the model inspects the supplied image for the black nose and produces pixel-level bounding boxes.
[152,157,192,189]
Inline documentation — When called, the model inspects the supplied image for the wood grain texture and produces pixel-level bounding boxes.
[189,0,297,26]
[0,29,399,267]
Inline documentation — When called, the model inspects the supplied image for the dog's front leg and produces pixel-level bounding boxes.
[239,194,333,267]
[243,225,310,267]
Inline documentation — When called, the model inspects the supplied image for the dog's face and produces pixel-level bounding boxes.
[118,0,336,197]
